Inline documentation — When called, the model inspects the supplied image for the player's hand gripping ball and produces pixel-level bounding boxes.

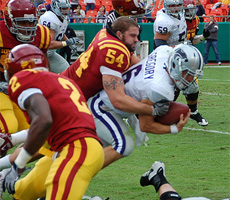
[155,101,189,125]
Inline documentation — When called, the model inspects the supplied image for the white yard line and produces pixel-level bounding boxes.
[205,65,230,68]
[200,92,230,97]
[184,127,230,135]
[200,79,230,81]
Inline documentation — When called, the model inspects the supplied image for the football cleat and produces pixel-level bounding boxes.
[0,133,13,157]
[140,161,166,187]
[190,110,208,126]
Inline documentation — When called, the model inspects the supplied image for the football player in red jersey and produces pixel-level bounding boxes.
[184,0,210,45]
[61,16,169,168]
[0,0,51,137]
[2,44,104,200]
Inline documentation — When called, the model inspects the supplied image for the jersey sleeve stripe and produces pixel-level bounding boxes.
[43,26,51,49]
[37,24,45,49]
[37,24,51,50]
[0,32,3,47]
[98,40,130,58]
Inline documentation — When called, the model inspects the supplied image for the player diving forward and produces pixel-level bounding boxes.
[87,44,203,168]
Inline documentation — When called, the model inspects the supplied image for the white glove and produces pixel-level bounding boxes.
[66,37,80,46]
[69,45,78,55]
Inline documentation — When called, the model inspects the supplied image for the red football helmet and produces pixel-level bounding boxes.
[4,0,38,42]
[184,0,196,20]
[4,44,49,80]
[112,0,154,16]
[37,4,47,17]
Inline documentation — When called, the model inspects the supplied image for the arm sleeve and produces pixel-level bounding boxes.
[100,66,122,78]
[18,88,43,110]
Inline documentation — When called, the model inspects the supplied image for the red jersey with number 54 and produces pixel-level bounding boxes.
[8,70,100,151]
[61,28,132,100]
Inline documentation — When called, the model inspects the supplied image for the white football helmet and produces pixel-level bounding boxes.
[184,0,196,20]
[164,0,184,18]
[168,44,203,93]
[51,0,71,19]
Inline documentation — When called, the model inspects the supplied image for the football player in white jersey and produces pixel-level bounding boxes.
[87,44,203,168]
[153,0,208,126]
[153,0,187,48]
[39,0,79,73]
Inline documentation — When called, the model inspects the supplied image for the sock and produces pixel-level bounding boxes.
[188,103,197,113]
[152,167,169,192]
[160,191,182,200]
[185,92,199,112]
[11,130,28,146]
[0,155,12,170]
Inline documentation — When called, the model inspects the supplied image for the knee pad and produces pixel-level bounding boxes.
[185,91,199,101]
[160,191,182,200]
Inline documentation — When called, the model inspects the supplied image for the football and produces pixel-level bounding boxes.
[155,101,189,125]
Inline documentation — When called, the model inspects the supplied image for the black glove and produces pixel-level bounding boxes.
[66,37,80,46]
[153,100,170,116]
[203,29,210,38]
[3,163,20,194]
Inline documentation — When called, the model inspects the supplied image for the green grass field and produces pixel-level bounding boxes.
[2,66,230,200]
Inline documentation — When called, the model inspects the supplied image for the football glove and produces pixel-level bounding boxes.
[153,100,170,116]
[66,37,80,46]
[0,133,13,157]
[203,29,210,38]
[70,45,78,55]
[3,163,20,194]
[0,82,9,94]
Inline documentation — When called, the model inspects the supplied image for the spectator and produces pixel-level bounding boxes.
[71,8,84,23]
[77,4,86,17]
[84,0,95,12]
[203,15,221,65]
[97,5,109,16]
[96,7,107,23]
[195,0,206,22]
[59,26,77,64]
[0,10,3,21]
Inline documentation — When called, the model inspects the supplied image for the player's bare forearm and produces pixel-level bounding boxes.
[24,94,52,155]
[139,99,171,134]
[103,75,153,115]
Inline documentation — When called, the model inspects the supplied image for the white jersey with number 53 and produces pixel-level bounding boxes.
[154,8,187,46]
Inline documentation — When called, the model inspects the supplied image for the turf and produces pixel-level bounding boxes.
[2,66,230,200]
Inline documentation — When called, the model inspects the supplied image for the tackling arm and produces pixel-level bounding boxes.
[103,74,154,115]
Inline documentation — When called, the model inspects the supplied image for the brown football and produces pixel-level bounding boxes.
[155,101,189,125]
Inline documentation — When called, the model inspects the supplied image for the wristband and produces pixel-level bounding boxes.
[14,148,32,169]
[170,124,178,134]
[62,41,67,47]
